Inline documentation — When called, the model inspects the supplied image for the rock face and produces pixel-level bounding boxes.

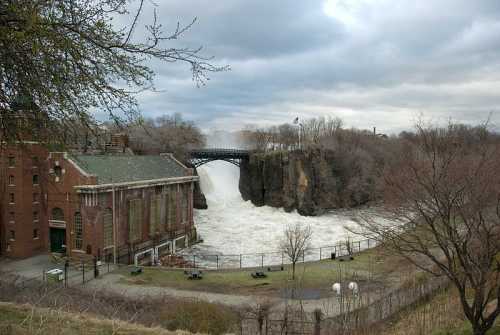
[239,150,376,216]
[193,167,208,209]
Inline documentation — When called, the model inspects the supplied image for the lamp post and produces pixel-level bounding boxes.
[293,117,303,150]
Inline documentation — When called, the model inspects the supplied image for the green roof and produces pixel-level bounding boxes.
[72,155,188,184]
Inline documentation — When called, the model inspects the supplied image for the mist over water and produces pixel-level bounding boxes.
[186,160,365,259]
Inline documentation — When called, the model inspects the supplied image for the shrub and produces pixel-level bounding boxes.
[160,300,238,335]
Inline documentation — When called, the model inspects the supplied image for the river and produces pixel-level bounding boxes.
[181,160,385,268]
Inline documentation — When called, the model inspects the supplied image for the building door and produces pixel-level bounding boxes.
[50,228,66,252]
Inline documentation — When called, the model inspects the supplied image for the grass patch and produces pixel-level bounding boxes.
[433,325,500,335]
[118,249,409,297]
[0,302,189,335]
[382,286,500,335]
[160,300,239,335]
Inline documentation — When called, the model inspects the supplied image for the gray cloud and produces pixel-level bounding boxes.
[120,0,500,134]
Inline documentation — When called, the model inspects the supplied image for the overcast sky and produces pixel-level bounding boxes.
[126,0,500,134]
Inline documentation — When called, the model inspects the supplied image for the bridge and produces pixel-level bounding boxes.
[188,148,250,167]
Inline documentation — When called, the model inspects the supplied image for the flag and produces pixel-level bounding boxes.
[293,117,299,124]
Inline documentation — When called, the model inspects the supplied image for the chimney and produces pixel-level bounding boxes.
[107,133,129,153]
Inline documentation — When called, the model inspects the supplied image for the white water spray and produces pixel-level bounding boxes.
[188,160,364,258]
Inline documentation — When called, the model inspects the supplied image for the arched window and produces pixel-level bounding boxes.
[8,175,14,185]
[103,208,113,248]
[74,212,83,250]
[51,207,64,221]
[32,174,39,185]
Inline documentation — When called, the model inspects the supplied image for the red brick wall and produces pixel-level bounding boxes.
[0,144,49,258]
[80,182,195,261]
[46,153,96,259]
[1,147,196,261]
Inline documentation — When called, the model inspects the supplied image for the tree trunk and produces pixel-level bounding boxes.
[472,324,487,335]
[473,329,485,335]
[292,262,296,280]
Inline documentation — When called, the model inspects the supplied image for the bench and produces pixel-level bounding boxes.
[251,271,267,279]
[338,255,354,262]
[130,267,143,276]
[267,266,284,272]
[186,270,203,280]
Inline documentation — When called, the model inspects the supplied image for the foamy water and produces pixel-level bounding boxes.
[182,160,385,267]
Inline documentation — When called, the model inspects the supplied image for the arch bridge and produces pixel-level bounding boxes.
[189,148,250,167]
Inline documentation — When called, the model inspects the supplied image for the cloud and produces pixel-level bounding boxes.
[120,0,500,134]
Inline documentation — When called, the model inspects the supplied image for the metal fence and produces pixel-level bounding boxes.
[5,259,118,289]
[181,238,377,270]
[238,275,450,334]
[241,317,318,335]
[322,276,450,333]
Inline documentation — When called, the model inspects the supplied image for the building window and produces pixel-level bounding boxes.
[155,185,163,194]
[8,156,15,167]
[103,208,113,248]
[9,211,14,222]
[98,193,108,207]
[33,211,39,222]
[51,207,64,221]
[74,212,83,250]
[8,175,14,186]
[9,193,14,204]
[33,229,39,239]
[32,174,39,185]
[181,185,190,224]
[9,230,15,241]
[32,156,38,167]
[54,166,62,177]
[128,199,142,242]
[166,188,177,229]
[33,193,39,203]
[150,196,162,236]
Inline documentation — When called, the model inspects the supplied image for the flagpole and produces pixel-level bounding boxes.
[298,124,301,150]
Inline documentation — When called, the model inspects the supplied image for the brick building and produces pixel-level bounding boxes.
[0,143,50,258]
[1,143,198,263]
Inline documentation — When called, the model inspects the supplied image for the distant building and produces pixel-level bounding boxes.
[1,142,198,263]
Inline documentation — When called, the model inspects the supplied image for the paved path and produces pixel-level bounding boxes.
[0,255,382,316]
[0,254,117,287]
[84,273,349,315]
[0,255,342,313]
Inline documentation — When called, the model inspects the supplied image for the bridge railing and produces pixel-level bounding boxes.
[189,148,250,155]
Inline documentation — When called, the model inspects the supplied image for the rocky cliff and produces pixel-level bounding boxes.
[193,167,208,209]
[239,150,378,216]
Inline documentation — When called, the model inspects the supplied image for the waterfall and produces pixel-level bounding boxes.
[189,160,363,258]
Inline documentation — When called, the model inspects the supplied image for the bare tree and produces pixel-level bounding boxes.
[280,223,312,280]
[0,0,228,142]
[123,113,205,159]
[356,122,500,335]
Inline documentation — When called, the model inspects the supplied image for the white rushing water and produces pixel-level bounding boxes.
[182,160,382,268]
